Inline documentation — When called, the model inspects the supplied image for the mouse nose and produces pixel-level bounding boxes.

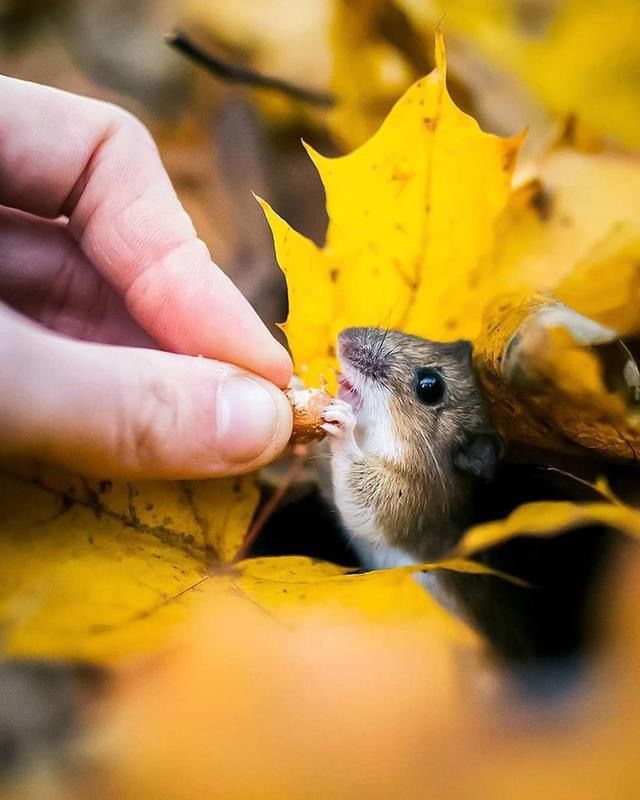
[338,327,390,379]
[338,327,367,361]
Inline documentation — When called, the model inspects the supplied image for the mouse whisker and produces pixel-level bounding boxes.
[373,326,392,363]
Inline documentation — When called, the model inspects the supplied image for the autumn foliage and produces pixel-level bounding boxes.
[2,2,640,798]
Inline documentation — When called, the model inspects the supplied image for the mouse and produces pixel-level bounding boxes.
[320,326,613,666]
[321,326,503,565]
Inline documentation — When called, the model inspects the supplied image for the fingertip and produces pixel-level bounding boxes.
[214,373,293,473]
[250,378,293,466]
[265,343,294,390]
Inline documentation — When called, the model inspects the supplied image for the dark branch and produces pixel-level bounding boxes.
[167,29,335,108]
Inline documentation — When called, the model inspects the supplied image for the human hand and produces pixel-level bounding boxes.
[0,76,293,478]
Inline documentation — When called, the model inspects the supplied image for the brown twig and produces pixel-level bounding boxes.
[167,30,335,107]
[235,445,310,561]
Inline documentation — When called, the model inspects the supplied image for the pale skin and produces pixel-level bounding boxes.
[0,76,293,478]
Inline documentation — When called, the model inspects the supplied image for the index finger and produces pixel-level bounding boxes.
[0,76,291,387]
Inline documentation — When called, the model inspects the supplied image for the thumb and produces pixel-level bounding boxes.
[1,307,292,478]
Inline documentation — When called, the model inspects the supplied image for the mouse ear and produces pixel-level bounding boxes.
[453,430,505,482]
[442,340,473,364]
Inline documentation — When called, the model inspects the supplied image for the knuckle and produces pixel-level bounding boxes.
[124,261,178,334]
[115,376,180,471]
[108,105,157,151]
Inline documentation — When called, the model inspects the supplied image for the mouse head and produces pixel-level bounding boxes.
[337,327,503,485]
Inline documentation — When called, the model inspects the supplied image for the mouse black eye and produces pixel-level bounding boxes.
[414,368,446,406]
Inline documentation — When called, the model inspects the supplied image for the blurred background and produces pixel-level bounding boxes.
[0,0,338,342]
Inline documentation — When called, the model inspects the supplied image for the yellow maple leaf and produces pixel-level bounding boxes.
[0,459,493,662]
[227,555,481,645]
[261,31,521,391]
[0,460,259,662]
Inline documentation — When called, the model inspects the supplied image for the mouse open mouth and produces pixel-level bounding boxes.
[337,373,362,411]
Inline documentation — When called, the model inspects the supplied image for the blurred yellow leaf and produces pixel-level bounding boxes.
[415,0,640,149]
[184,0,331,95]
[471,136,640,459]
[486,144,640,324]
[448,141,640,460]
[100,589,484,800]
[331,0,500,153]
[87,549,640,800]
[455,499,640,558]
[556,225,640,335]
[330,0,423,149]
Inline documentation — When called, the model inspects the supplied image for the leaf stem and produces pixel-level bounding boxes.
[236,445,309,561]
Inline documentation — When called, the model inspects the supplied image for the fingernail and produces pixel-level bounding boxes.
[216,376,280,464]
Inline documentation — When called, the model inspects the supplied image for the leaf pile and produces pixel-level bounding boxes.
[3,10,640,798]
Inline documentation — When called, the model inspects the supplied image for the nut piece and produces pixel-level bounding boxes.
[286,387,333,444]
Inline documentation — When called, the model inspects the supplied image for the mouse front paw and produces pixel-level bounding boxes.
[322,399,359,455]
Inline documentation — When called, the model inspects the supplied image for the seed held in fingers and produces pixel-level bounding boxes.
[286,387,333,444]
